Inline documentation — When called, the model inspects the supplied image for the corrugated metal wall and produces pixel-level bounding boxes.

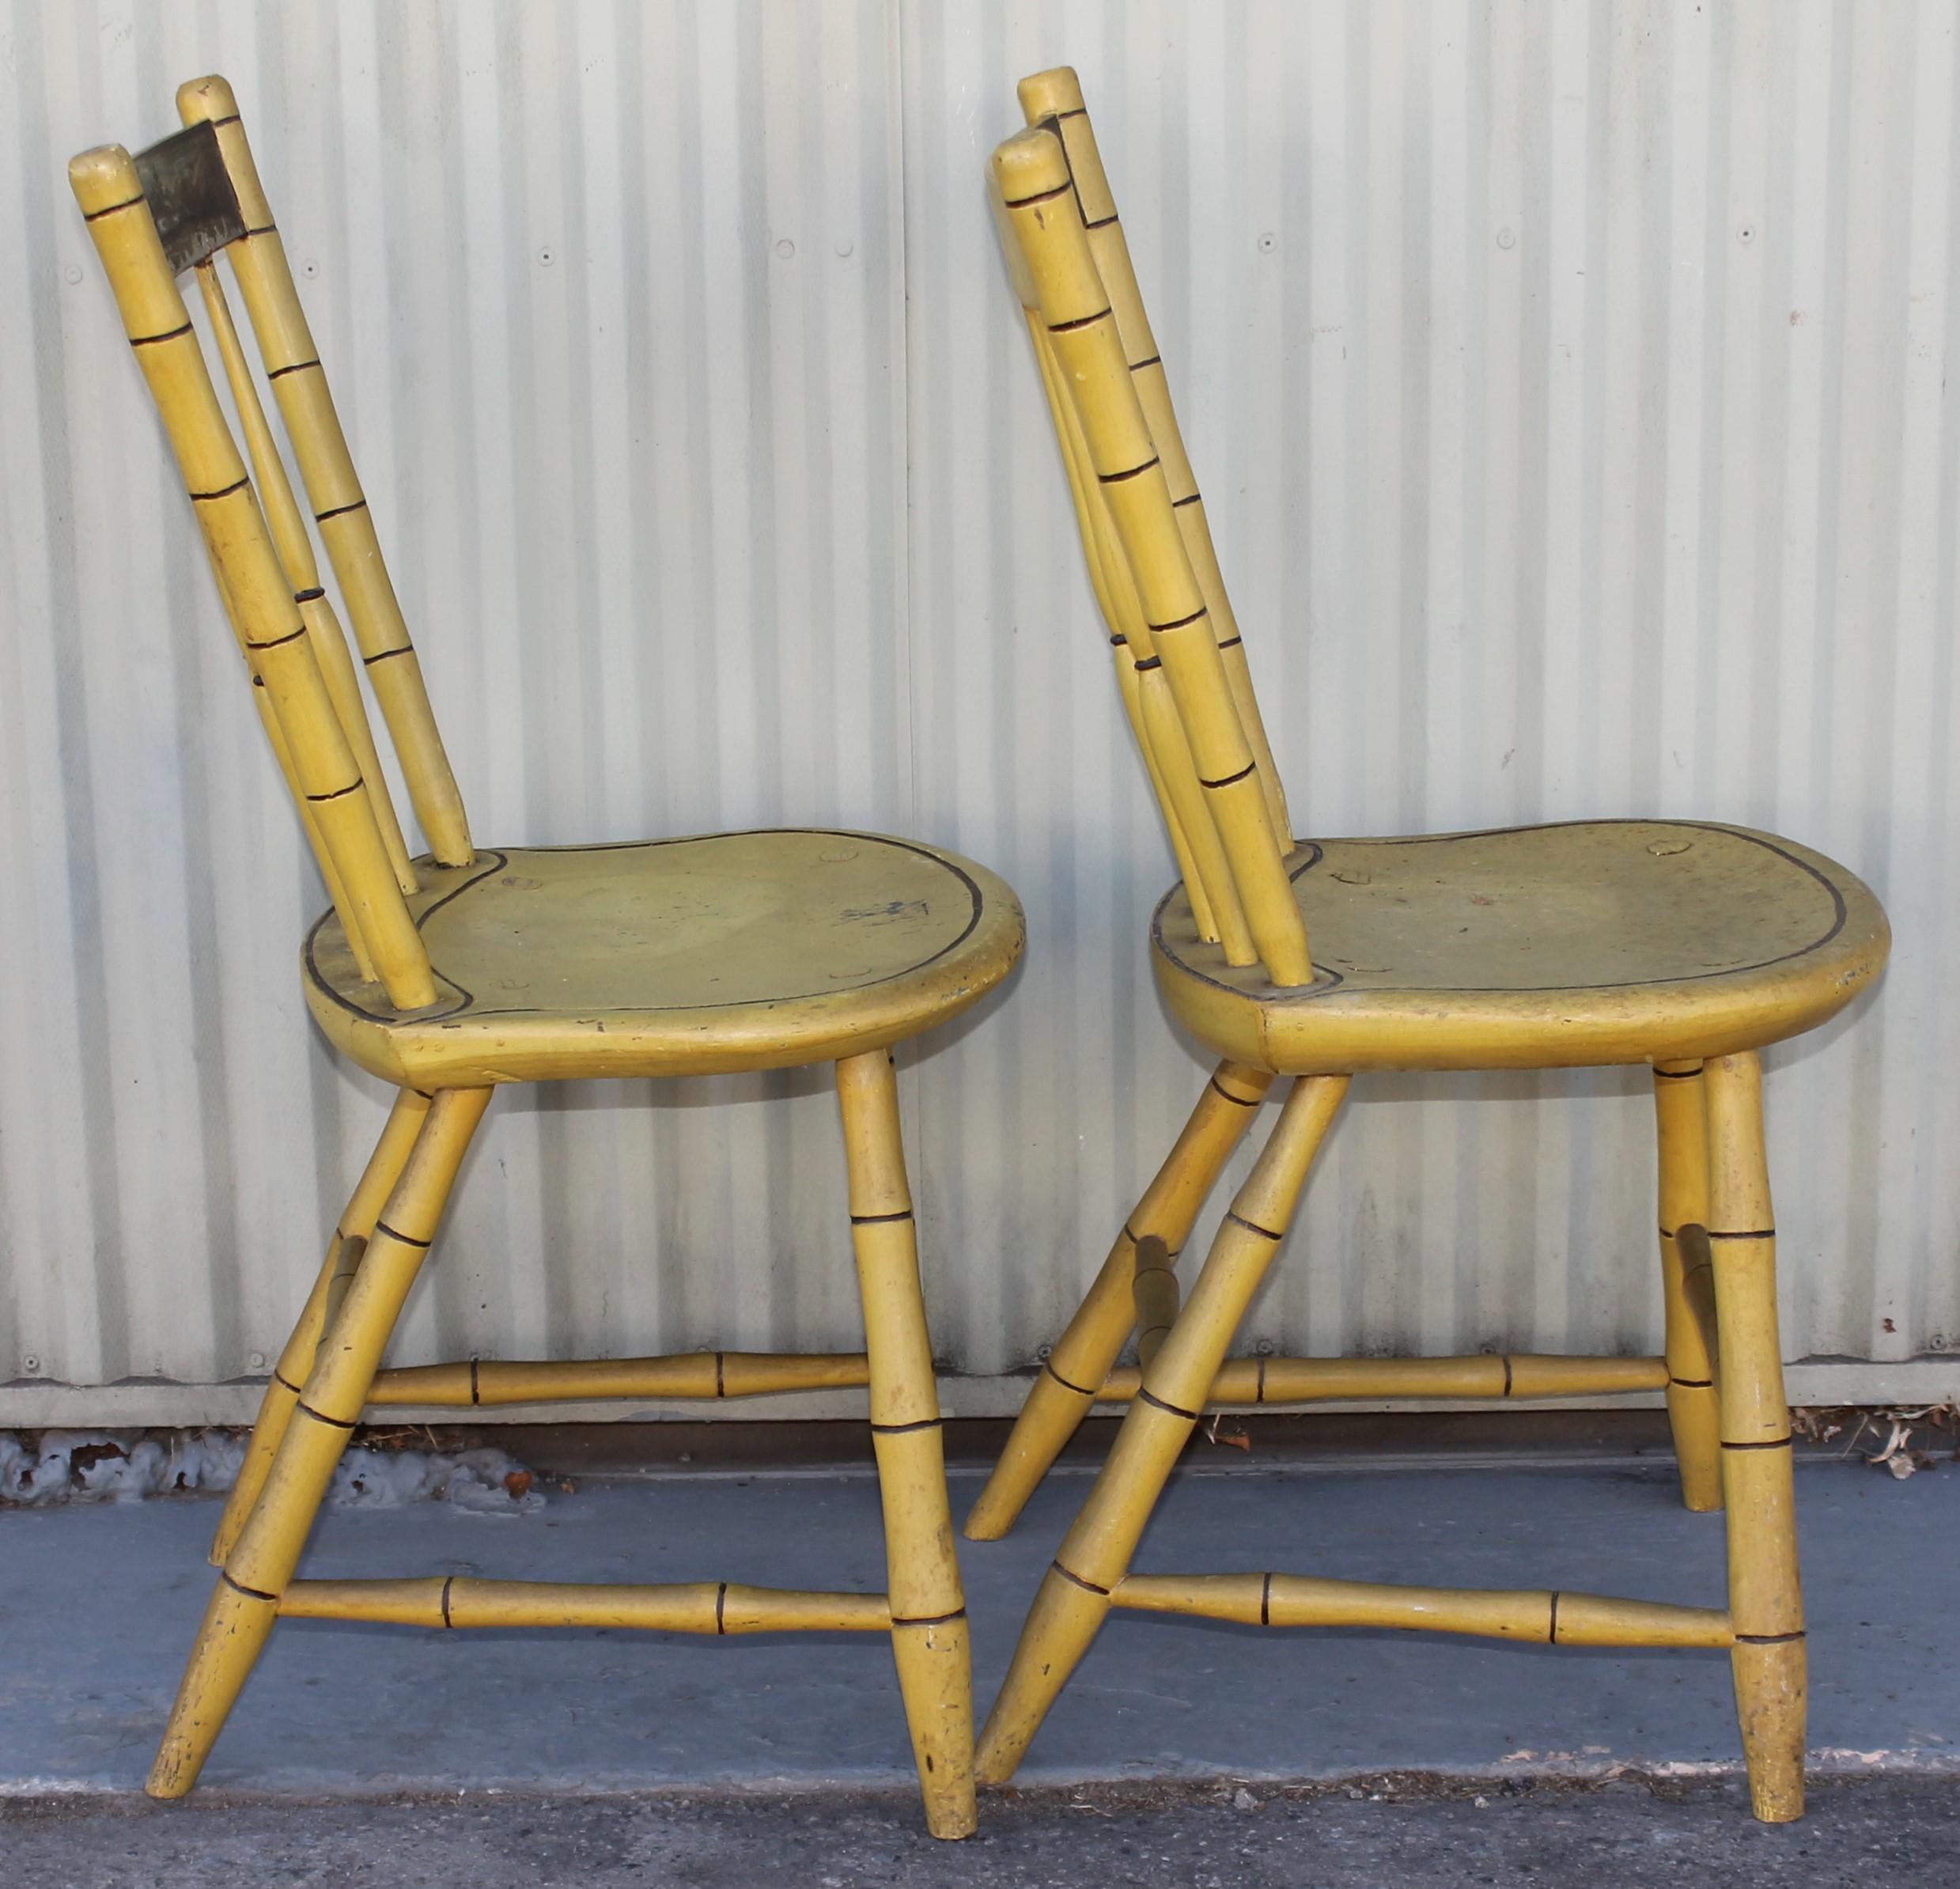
[3,0,1957,1422]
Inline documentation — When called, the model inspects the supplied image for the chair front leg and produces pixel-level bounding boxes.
[1705,1051,1805,1823]
[835,1049,974,1841]
[211,1087,434,1564]
[1653,1062,1722,1512]
[149,1085,492,1800]
[975,1074,1347,1786]
[965,1061,1273,1541]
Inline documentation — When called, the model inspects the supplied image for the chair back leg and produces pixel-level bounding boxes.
[1653,1062,1723,1512]
[965,1062,1273,1541]
[148,1087,491,1798]
[975,1075,1347,1783]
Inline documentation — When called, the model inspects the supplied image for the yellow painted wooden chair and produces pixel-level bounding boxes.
[70,78,1021,1841]
[970,69,1890,1823]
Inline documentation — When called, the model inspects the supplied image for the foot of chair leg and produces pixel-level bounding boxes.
[891,1615,977,1838]
[1731,1637,1807,1821]
[974,1562,1112,1785]
[146,1576,279,1797]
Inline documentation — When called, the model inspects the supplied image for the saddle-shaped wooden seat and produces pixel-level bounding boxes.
[1156,820,1886,1073]
[308,830,1016,1086]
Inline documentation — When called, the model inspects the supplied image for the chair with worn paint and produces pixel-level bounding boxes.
[70,78,1021,1841]
[969,67,1888,1823]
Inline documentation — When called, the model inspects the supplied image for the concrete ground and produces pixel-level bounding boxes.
[6,1776,1959,1887]
[2,1435,1956,1881]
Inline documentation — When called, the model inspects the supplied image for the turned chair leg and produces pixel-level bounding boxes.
[149,1086,492,1800]
[1705,1051,1806,1823]
[835,1049,975,1841]
[1653,1062,1722,1512]
[975,1075,1347,1785]
[965,1061,1273,1542]
[211,1088,434,1565]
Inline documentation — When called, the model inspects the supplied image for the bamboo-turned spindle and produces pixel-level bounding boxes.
[993,126,1311,986]
[177,75,472,869]
[1017,65,1292,855]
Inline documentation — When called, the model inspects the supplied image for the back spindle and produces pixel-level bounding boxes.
[176,76,473,869]
[993,125,1312,986]
[1017,67,1292,854]
[70,140,437,1011]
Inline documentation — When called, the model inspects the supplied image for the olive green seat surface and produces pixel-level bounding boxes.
[1152,820,1889,1073]
[306,830,1024,1087]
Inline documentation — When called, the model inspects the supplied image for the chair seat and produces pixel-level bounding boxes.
[1152,820,1889,1073]
[305,829,1024,1087]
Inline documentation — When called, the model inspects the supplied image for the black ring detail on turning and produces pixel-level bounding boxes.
[1172,491,1202,508]
[131,322,194,348]
[1049,306,1114,333]
[314,498,369,523]
[1200,762,1258,790]
[1671,1376,1713,1390]
[1502,1354,1515,1397]
[1051,1561,1110,1597]
[84,193,147,221]
[296,1399,356,1430]
[1002,181,1072,209]
[268,359,321,380]
[191,477,251,503]
[1721,1434,1793,1451]
[1137,1387,1200,1421]
[221,1570,278,1602]
[1261,1572,1273,1626]
[892,1607,967,1629]
[305,780,365,804]
[293,586,326,604]
[373,1219,433,1249]
[715,1582,728,1635]
[363,645,414,667]
[850,1208,914,1225]
[1132,654,1163,672]
[441,1576,455,1626]
[1708,1228,1776,1241]
[1735,1630,1807,1645]
[1217,635,1243,649]
[468,1358,481,1406]
[1226,1211,1284,1241]
[246,626,308,653]
[1099,456,1160,484]
[1150,608,1209,633]
[1044,1357,1098,1398]
[870,1416,944,1436]
[1209,1076,1260,1107]
[1548,1592,1561,1644]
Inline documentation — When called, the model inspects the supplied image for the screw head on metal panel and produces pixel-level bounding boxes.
[1496,226,1516,250]
[776,238,796,259]
[1256,232,1277,254]
[21,1356,41,1374]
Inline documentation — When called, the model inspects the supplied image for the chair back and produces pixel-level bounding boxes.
[993,69,1312,986]
[71,78,474,1010]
